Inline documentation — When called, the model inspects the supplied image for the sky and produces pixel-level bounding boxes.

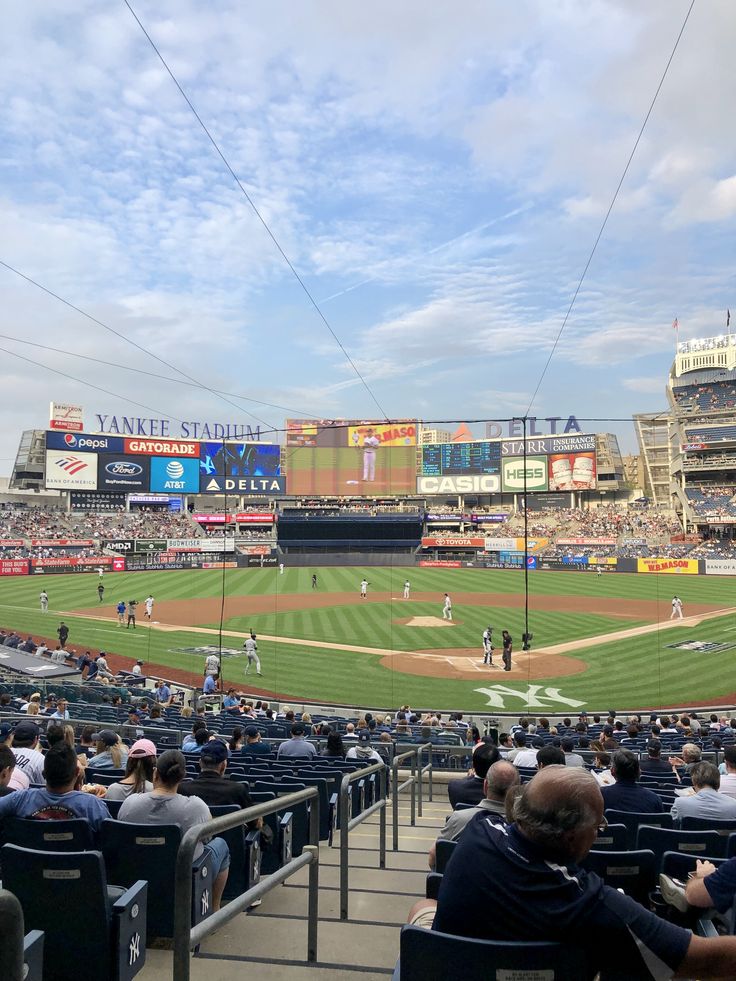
[0,0,734,473]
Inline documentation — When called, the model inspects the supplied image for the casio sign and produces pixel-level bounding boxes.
[417,475,500,494]
[105,461,144,476]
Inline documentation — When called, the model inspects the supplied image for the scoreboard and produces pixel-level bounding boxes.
[422,441,501,476]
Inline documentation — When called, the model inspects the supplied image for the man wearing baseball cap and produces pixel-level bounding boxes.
[277,722,317,759]
[346,731,384,764]
[244,726,271,755]
[179,738,256,813]
[10,721,45,785]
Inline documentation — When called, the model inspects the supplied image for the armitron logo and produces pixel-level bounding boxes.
[105,462,143,476]
[55,456,88,475]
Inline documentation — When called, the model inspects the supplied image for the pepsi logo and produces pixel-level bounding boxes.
[64,434,77,446]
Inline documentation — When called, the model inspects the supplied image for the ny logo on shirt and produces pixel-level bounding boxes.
[474,684,586,710]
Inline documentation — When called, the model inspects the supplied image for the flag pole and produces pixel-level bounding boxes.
[673,316,679,354]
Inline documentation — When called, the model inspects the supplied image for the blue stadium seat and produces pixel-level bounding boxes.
[637,826,727,870]
[582,849,656,905]
[1,844,146,981]
[593,823,628,851]
[5,817,95,852]
[604,809,673,848]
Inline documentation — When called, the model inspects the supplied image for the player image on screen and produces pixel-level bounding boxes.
[361,428,380,482]
[200,442,280,479]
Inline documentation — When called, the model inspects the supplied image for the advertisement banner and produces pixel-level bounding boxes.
[426,513,465,521]
[70,491,126,511]
[501,457,548,493]
[125,438,199,457]
[103,540,135,553]
[245,555,277,567]
[200,475,286,495]
[0,540,25,548]
[204,560,239,569]
[525,493,571,510]
[421,441,500,476]
[500,434,596,456]
[637,557,699,575]
[167,539,235,552]
[472,514,508,523]
[287,446,415,497]
[150,457,200,493]
[235,512,274,523]
[128,494,170,504]
[112,556,125,572]
[49,402,84,432]
[557,537,617,546]
[31,539,95,547]
[484,536,549,554]
[97,453,150,491]
[705,559,736,576]
[31,556,113,570]
[237,544,272,555]
[421,536,486,548]
[199,442,281,482]
[548,452,596,491]
[418,559,462,568]
[416,474,501,495]
[0,559,29,576]
[589,556,618,566]
[286,418,417,448]
[47,431,124,453]
[134,540,168,553]
[45,450,98,490]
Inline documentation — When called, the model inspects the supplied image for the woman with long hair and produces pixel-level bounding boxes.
[87,729,128,769]
[105,739,157,799]
[229,726,244,753]
[321,729,346,757]
[118,749,230,911]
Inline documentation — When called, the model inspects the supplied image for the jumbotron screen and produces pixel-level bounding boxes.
[285,445,417,496]
[422,441,500,476]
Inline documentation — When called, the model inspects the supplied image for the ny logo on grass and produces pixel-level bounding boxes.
[474,684,586,710]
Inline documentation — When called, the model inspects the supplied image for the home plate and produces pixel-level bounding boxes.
[403,616,454,627]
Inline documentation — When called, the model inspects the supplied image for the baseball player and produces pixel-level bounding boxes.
[362,428,380,482]
[596,566,602,579]
[116,600,126,626]
[145,595,154,620]
[97,581,105,603]
[403,580,411,600]
[442,593,453,621]
[671,595,684,620]
[244,632,262,676]
[312,573,318,590]
[482,625,493,665]
[360,579,369,599]
[39,590,48,613]
[204,652,220,677]
[279,562,284,575]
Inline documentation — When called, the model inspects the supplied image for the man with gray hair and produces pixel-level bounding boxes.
[671,761,736,824]
[428,761,519,870]
[421,767,736,979]
[670,743,701,776]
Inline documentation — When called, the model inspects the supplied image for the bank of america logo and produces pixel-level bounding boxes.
[55,455,88,475]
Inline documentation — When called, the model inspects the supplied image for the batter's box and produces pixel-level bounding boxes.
[443,656,487,672]
[169,645,243,658]
[665,640,736,654]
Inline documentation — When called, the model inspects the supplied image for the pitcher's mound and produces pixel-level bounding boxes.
[395,616,455,628]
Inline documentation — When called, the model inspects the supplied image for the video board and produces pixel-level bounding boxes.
[199,441,284,495]
[285,445,417,496]
[286,419,417,448]
[421,441,500,476]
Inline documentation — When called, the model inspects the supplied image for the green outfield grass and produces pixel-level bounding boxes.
[0,566,735,711]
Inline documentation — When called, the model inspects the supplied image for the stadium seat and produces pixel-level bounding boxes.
[582,849,656,905]
[435,838,458,873]
[100,820,211,940]
[394,925,589,981]
[208,805,262,902]
[1,844,146,981]
[593,823,628,851]
[604,809,673,848]
[5,817,95,852]
[636,826,727,870]
[681,816,736,835]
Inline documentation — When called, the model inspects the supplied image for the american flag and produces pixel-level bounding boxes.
[672,318,679,330]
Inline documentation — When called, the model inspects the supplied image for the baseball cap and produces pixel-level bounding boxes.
[91,729,118,746]
[291,723,306,736]
[136,660,144,666]
[0,722,13,741]
[128,738,157,759]
[13,721,40,742]
[357,731,371,743]
[244,725,259,738]
[200,739,228,764]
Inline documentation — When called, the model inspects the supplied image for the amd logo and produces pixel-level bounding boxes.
[104,540,133,552]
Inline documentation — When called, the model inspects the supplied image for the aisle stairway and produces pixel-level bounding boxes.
[138,794,449,980]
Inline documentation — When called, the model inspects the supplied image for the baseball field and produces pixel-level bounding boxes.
[1,566,735,712]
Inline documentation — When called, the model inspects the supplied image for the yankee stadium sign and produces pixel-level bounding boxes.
[94,414,262,441]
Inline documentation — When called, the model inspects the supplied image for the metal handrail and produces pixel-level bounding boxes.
[0,889,25,981]
[415,742,434,815]
[391,746,420,851]
[338,760,387,920]
[173,786,320,981]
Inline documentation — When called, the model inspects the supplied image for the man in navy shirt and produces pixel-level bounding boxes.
[600,749,663,813]
[447,741,499,808]
[428,767,736,979]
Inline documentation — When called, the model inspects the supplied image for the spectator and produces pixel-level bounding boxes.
[179,739,259,825]
[78,725,97,756]
[448,742,500,808]
[600,750,664,813]
[719,746,736,799]
[244,726,271,755]
[561,737,585,767]
[228,727,245,753]
[512,736,542,770]
[0,744,16,796]
[49,698,69,721]
[87,730,128,770]
[671,762,736,824]
[416,767,736,978]
[119,750,230,911]
[429,761,520,870]
[321,730,346,758]
[222,688,240,712]
[537,745,566,769]
[639,740,675,778]
[277,723,317,759]
[105,739,157,800]
[187,728,214,755]
[670,743,702,775]
[0,743,109,833]
[346,731,383,764]
[663,854,736,917]
[20,693,41,715]
[182,720,208,753]
[10,721,45,785]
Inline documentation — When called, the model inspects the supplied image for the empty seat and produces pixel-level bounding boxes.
[604,809,673,849]
[582,849,656,906]
[636,826,727,870]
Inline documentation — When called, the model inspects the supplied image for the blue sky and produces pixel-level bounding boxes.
[0,0,734,471]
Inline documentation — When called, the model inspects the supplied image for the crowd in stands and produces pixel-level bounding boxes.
[673,380,736,414]
[0,505,199,542]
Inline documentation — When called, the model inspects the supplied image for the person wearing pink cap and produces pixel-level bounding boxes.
[105,739,157,801]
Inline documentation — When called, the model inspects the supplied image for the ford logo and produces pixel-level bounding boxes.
[105,462,143,476]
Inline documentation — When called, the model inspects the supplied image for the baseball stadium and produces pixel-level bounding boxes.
[4,4,736,981]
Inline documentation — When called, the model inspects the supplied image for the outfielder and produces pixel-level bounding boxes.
[403,580,411,600]
[442,593,453,621]
[145,595,154,620]
[244,633,262,676]
[39,590,48,613]
[360,578,369,599]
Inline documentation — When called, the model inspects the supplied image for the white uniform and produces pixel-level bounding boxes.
[39,592,48,613]
[671,597,684,620]
[403,580,410,600]
[204,653,220,677]
[279,563,284,575]
[482,628,492,664]
[442,595,452,621]
[97,567,104,579]
[145,597,154,619]
[362,434,380,481]
[244,637,262,676]
[360,579,369,598]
